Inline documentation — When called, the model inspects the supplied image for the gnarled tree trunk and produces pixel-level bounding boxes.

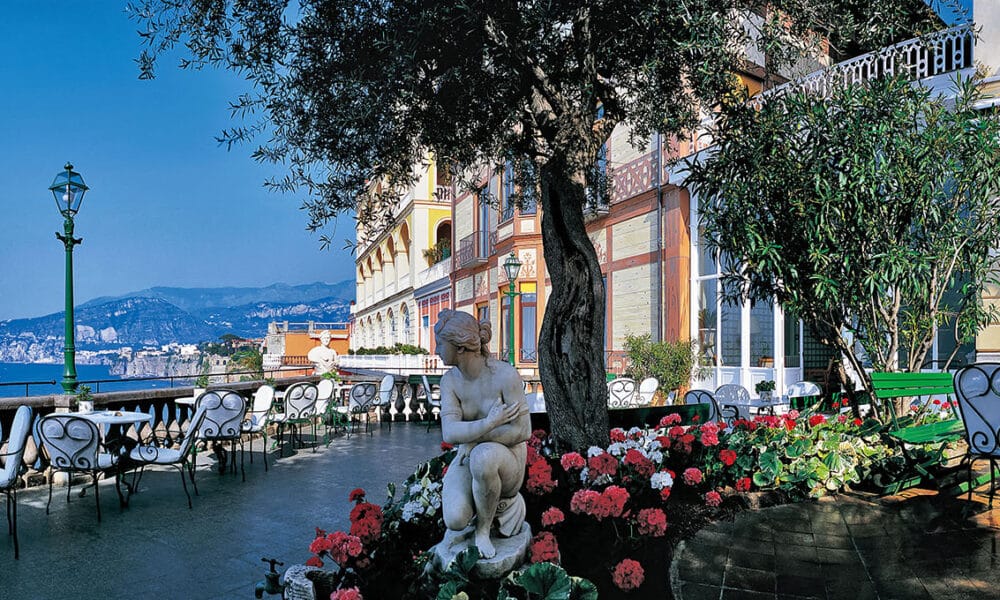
[538,155,610,450]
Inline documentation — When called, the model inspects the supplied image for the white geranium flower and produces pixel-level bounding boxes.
[650,471,674,490]
[587,446,604,458]
[607,442,626,457]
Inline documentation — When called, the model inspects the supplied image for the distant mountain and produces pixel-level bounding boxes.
[0,281,354,363]
[82,281,355,313]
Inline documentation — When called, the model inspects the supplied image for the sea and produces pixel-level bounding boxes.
[0,362,185,398]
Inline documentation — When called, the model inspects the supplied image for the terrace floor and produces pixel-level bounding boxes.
[3,422,441,599]
[671,486,1000,599]
[7,420,1000,600]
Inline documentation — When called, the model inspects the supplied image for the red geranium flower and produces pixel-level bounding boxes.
[719,449,737,467]
[612,558,645,592]
[330,587,363,600]
[610,428,626,442]
[541,507,565,527]
[623,449,655,478]
[659,487,672,501]
[559,452,585,471]
[526,458,558,495]
[658,413,682,427]
[682,467,703,486]
[440,441,454,452]
[735,477,751,492]
[529,531,560,564]
[635,508,667,537]
[705,490,723,507]
[305,556,323,568]
[853,418,863,426]
[348,488,366,503]
[808,414,827,427]
[587,452,619,478]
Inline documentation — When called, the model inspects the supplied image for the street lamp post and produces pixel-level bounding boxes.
[49,163,89,393]
[502,252,523,366]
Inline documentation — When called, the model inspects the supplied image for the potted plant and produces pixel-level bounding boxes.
[755,379,776,401]
[75,385,95,413]
[194,370,210,398]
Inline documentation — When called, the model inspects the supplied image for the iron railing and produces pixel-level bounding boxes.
[457,230,497,268]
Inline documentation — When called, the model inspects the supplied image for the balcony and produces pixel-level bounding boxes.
[751,24,974,108]
[457,230,497,268]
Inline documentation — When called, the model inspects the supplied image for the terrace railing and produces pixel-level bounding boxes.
[750,24,975,108]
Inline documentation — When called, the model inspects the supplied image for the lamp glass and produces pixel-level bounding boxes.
[503,252,522,282]
[48,164,88,215]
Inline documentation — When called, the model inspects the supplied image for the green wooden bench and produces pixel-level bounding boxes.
[870,372,969,494]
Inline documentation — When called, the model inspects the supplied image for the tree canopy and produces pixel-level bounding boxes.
[129,0,938,447]
[687,74,1000,416]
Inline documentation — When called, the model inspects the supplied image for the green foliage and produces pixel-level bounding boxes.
[351,343,426,356]
[755,380,776,393]
[623,334,699,393]
[707,412,898,498]
[497,562,599,600]
[689,74,1000,387]
[71,384,94,410]
[228,347,264,380]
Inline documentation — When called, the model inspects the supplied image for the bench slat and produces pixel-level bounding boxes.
[870,372,954,399]
[887,419,963,444]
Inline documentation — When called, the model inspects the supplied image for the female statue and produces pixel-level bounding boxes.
[434,309,530,559]
[307,329,339,375]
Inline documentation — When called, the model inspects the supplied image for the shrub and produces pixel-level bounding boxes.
[622,334,701,394]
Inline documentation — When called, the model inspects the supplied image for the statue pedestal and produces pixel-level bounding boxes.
[428,523,532,579]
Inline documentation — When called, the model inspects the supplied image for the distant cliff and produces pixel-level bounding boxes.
[0,281,353,364]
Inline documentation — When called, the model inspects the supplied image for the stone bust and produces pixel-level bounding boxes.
[433,309,530,560]
[307,329,338,375]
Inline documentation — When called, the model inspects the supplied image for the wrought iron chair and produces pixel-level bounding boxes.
[421,375,441,432]
[241,384,276,471]
[377,374,396,432]
[786,380,822,411]
[347,382,378,436]
[125,404,209,509]
[194,389,248,481]
[38,414,120,522]
[1,405,33,559]
[607,378,638,408]
[314,378,345,444]
[684,389,737,425]
[273,382,319,454]
[715,384,752,421]
[637,378,659,406]
[953,364,1000,506]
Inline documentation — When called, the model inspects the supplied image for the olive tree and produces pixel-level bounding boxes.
[687,75,1000,417]
[127,0,935,447]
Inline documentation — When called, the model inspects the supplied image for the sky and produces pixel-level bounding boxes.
[0,1,356,320]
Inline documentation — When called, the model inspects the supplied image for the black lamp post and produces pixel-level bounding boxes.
[49,163,89,393]
[502,252,523,366]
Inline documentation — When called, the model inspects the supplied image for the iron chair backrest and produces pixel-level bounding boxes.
[38,414,103,471]
[608,378,638,408]
[953,364,1000,457]
[637,378,659,406]
[378,375,395,408]
[132,405,208,462]
[316,379,335,402]
[284,382,319,420]
[252,385,275,411]
[1,405,33,488]
[684,389,718,422]
[196,389,247,441]
[349,382,378,414]
[422,375,441,406]
[715,384,750,405]
[786,381,821,398]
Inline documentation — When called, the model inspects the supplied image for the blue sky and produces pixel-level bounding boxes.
[0,1,355,320]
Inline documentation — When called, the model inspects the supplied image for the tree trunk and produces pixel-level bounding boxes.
[537,156,610,450]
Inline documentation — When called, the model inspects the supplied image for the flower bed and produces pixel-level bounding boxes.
[298,409,930,599]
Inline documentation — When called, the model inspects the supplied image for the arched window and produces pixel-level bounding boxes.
[401,304,410,345]
[388,309,396,346]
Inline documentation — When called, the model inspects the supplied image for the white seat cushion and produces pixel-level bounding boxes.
[129,446,185,465]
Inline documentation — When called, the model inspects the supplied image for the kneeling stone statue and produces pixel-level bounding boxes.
[426,310,532,578]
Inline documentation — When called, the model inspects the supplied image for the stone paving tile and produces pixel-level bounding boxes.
[724,565,776,593]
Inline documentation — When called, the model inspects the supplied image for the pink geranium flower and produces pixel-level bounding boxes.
[705,490,723,507]
[612,558,645,592]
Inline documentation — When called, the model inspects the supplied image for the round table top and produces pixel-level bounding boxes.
[174,396,197,406]
[73,410,154,425]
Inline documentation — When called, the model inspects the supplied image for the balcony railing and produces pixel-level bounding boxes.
[434,185,453,203]
[751,24,974,108]
[457,230,497,268]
